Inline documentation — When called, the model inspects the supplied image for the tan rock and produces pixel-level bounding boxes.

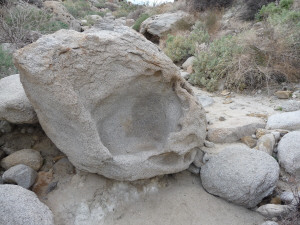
[256,133,275,155]
[241,136,257,148]
[1,149,43,171]
[275,91,292,99]
[186,64,193,74]
[14,22,207,181]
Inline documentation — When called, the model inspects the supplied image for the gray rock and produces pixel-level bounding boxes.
[0,74,37,124]
[256,134,276,155]
[204,140,215,148]
[1,149,43,171]
[276,100,300,112]
[0,177,3,184]
[14,24,207,181]
[182,56,195,70]
[187,163,200,175]
[200,145,279,208]
[0,120,12,133]
[280,191,300,205]
[256,204,295,218]
[140,11,188,37]
[2,164,37,189]
[180,70,190,80]
[261,221,278,225]
[197,95,215,108]
[0,184,54,225]
[266,111,300,131]
[208,122,265,143]
[193,149,204,167]
[277,131,300,175]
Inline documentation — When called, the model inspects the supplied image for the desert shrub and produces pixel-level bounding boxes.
[63,0,104,19]
[164,21,209,63]
[127,7,146,20]
[190,35,243,91]
[132,13,150,31]
[113,1,138,18]
[0,46,17,78]
[0,3,69,48]
[186,0,233,12]
[241,0,275,20]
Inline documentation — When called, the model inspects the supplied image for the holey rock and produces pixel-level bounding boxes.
[14,24,207,181]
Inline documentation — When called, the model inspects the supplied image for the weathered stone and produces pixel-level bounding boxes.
[140,11,188,38]
[276,100,300,112]
[277,131,300,175]
[208,122,265,143]
[274,91,292,99]
[256,134,275,155]
[200,145,279,208]
[14,24,207,181]
[126,19,135,27]
[241,136,257,148]
[256,204,294,218]
[1,149,43,171]
[197,95,215,108]
[280,191,300,205]
[193,149,204,167]
[182,56,195,70]
[32,170,53,197]
[180,71,190,80]
[2,164,37,189]
[0,184,54,225]
[266,111,300,131]
[0,74,37,124]
[187,163,200,175]
[204,140,215,148]
[43,1,81,31]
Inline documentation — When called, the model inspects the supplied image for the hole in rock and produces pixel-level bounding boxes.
[94,76,183,156]
[143,31,160,44]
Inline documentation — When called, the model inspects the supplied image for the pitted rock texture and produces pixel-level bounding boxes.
[14,24,207,181]
[0,74,37,124]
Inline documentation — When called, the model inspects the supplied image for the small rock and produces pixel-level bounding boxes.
[275,91,292,99]
[280,191,300,205]
[186,65,193,74]
[193,149,204,167]
[219,116,226,121]
[241,136,257,148]
[256,134,275,155]
[53,157,75,178]
[201,145,279,208]
[277,131,300,175]
[0,120,12,133]
[221,90,230,96]
[261,221,278,225]
[271,132,280,141]
[204,140,215,148]
[180,71,190,80]
[0,184,54,224]
[182,56,195,70]
[2,164,37,189]
[266,110,300,131]
[187,164,200,175]
[223,99,233,104]
[197,95,214,107]
[256,204,294,218]
[32,170,54,197]
[1,149,43,171]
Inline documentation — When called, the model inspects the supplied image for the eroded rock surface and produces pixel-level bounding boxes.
[14,23,206,181]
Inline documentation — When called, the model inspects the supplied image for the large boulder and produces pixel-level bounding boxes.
[277,131,300,175]
[13,22,207,181]
[0,184,54,225]
[0,74,37,124]
[200,145,279,208]
[140,11,188,40]
[266,111,300,131]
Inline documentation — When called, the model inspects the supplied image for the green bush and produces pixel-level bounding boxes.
[113,1,138,18]
[190,35,243,91]
[0,46,17,78]
[133,13,149,31]
[164,21,210,63]
[63,0,104,19]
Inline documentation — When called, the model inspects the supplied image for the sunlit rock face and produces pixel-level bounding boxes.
[14,22,207,181]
